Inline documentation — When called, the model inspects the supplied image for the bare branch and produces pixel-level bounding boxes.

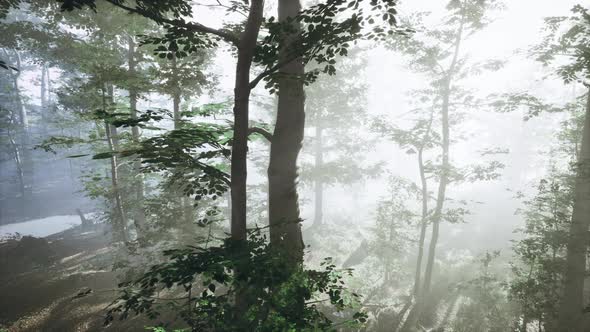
[248,126,273,142]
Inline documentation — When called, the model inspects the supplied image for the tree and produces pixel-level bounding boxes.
[54,0,401,324]
[452,251,514,332]
[267,0,306,266]
[383,1,505,329]
[532,5,590,331]
[302,49,379,229]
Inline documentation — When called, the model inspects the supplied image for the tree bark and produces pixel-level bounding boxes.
[7,50,33,199]
[172,53,182,129]
[557,88,590,332]
[267,0,305,264]
[128,36,147,240]
[169,54,193,226]
[7,128,25,198]
[230,0,264,321]
[313,124,324,226]
[412,106,435,299]
[230,0,263,244]
[103,85,129,243]
[41,63,47,126]
[413,150,428,296]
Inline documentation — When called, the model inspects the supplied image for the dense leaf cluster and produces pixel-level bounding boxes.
[106,229,367,331]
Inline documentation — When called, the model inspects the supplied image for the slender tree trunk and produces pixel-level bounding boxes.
[46,64,51,106]
[313,124,324,226]
[412,108,434,298]
[103,85,128,243]
[413,148,428,296]
[422,21,462,299]
[127,36,147,240]
[557,88,590,332]
[173,92,193,226]
[10,51,27,128]
[402,14,464,332]
[169,55,192,226]
[172,53,182,128]
[6,50,33,199]
[8,129,25,198]
[41,63,47,126]
[268,0,305,264]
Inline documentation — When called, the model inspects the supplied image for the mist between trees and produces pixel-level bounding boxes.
[0,0,589,331]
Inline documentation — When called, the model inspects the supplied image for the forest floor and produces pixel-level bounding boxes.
[0,224,158,332]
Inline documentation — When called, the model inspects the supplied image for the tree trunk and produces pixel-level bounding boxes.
[76,208,91,229]
[172,53,182,128]
[422,23,461,300]
[267,0,305,264]
[402,14,464,332]
[106,120,129,243]
[313,124,324,226]
[41,63,47,128]
[127,36,147,240]
[103,84,128,243]
[557,88,590,332]
[168,54,193,227]
[230,0,263,243]
[412,107,434,298]
[8,50,33,199]
[8,130,25,198]
[230,0,264,321]
[413,147,428,297]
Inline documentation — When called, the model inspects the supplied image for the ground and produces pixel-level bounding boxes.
[0,224,161,332]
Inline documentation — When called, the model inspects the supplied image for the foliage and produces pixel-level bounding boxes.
[452,251,514,332]
[533,4,590,84]
[300,49,382,189]
[106,228,367,331]
[369,176,419,281]
[508,103,583,330]
[57,0,404,94]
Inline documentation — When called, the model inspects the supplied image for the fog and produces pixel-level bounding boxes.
[1,0,589,331]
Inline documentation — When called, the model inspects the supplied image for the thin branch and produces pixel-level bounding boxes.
[249,53,305,90]
[105,0,240,46]
[248,126,273,142]
[190,0,248,18]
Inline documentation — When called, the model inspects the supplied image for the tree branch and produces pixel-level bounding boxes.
[105,0,240,46]
[248,58,291,90]
[248,126,273,142]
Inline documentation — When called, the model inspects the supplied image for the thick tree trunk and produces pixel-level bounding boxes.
[313,125,324,226]
[557,88,590,332]
[127,37,147,240]
[267,0,305,264]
